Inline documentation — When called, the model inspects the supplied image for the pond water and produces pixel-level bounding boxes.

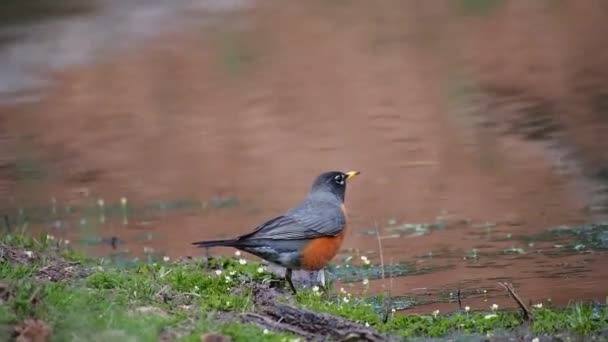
[1,0,607,314]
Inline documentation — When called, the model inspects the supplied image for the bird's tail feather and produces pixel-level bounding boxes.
[191,239,239,248]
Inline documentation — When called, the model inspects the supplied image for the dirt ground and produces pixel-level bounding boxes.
[1,0,607,311]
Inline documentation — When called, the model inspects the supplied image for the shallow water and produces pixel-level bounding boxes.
[1,0,607,314]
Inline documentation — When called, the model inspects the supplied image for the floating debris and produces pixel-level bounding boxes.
[472,222,497,229]
[502,247,526,255]
[327,262,454,283]
[385,221,447,237]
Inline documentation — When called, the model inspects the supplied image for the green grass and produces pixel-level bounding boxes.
[0,237,289,341]
[1,232,607,341]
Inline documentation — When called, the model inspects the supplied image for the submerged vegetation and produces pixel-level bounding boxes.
[1,232,607,341]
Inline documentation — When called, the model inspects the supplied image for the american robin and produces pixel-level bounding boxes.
[192,170,360,294]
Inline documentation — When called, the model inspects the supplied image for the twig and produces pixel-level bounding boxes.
[382,258,394,323]
[154,285,170,303]
[110,236,118,250]
[28,287,41,305]
[400,161,438,167]
[243,312,308,337]
[374,223,385,280]
[249,284,401,341]
[375,223,393,323]
[457,286,462,311]
[498,282,532,321]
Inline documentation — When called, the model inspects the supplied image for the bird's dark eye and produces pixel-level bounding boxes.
[334,175,345,185]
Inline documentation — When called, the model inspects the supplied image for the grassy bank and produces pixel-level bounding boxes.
[0,233,607,342]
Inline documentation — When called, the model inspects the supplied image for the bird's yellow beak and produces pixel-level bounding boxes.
[345,171,360,181]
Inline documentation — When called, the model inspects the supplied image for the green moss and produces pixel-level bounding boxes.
[384,312,520,338]
[179,322,296,342]
[533,304,608,335]
[0,278,174,341]
[0,263,36,280]
[295,289,523,338]
[459,0,503,16]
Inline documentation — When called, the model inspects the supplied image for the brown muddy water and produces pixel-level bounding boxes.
[1,1,608,314]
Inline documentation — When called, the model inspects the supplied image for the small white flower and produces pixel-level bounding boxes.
[532,338,539,342]
[365,322,370,327]
[263,329,269,335]
[465,306,470,312]
[239,258,247,265]
[121,197,127,205]
[362,278,369,286]
[163,256,170,262]
[533,303,543,309]
[360,256,371,265]
[215,269,222,276]
[46,234,55,241]
[391,308,396,313]
[64,239,70,245]
[229,270,236,275]
[225,276,232,282]
[491,303,499,311]
[193,285,200,291]
[340,287,346,294]
[235,251,241,257]
[312,286,320,293]
[484,314,498,319]
[24,251,34,258]
[257,267,265,273]
[342,297,350,303]
[432,309,439,318]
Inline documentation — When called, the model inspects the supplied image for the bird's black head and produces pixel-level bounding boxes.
[309,170,360,202]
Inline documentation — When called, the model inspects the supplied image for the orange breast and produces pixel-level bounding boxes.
[300,230,346,270]
[300,204,348,271]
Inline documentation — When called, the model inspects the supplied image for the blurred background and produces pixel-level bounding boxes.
[1,0,607,313]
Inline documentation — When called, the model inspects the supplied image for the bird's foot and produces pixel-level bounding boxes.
[285,268,297,295]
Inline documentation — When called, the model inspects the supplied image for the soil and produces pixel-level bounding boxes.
[14,319,51,342]
[0,243,89,282]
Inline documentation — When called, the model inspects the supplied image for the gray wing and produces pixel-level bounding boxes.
[240,200,345,240]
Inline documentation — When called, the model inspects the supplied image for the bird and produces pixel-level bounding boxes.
[192,170,360,294]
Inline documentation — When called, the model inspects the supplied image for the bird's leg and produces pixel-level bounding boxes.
[317,269,329,296]
[285,268,297,295]
[320,284,329,297]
